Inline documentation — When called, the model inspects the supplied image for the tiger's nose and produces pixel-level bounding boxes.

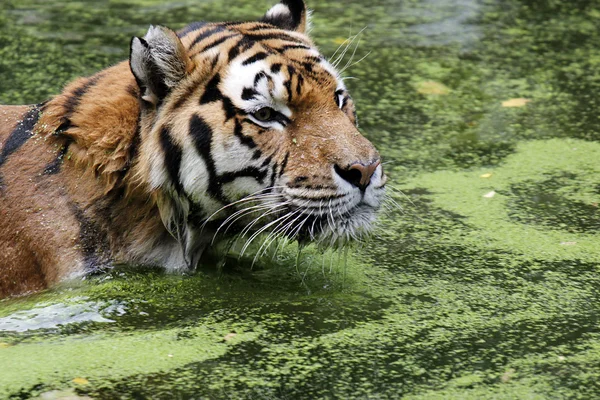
[334,160,381,191]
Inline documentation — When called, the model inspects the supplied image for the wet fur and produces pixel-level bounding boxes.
[0,0,384,297]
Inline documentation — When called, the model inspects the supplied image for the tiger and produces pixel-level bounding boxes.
[0,0,386,297]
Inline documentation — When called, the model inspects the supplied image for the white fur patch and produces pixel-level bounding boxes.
[265,3,291,19]
[222,59,292,123]
[180,145,209,199]
[222,177,264,201]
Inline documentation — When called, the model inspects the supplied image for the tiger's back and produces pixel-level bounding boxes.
[0,0,386,297]
[0,104,85,295]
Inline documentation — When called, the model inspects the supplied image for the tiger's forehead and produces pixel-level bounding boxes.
[222,52,341,108]
[178,21,344,105]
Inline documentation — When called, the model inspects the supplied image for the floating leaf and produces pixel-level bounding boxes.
[72,377,89,385]
[480,173,493,178]
[483,191,496,198]
[224,333,237,342]
[38,389,92,400]
[415,81,450,95]
[501,368,515,383]
[0,342,11,349]
[501,98,531,107]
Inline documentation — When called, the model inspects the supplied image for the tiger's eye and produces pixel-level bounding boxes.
[254,107,274,122]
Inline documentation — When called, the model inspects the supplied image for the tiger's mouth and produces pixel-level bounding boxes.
[201,182,385,250]
[279,190,384,245]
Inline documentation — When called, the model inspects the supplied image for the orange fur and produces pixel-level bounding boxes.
[0,1,384,297]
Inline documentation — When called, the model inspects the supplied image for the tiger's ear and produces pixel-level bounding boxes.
[261,0,309,33]
[129,26,193,105]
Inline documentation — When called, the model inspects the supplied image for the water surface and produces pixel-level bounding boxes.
[1,0,600,398]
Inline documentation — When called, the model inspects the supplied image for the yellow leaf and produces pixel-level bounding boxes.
[480,173,493,178]
[501,368,515,383]
[501,98,531,107]
[415,81,450,95]
[0,343,10,349]
[224,333,237,342]
[72,377,89,385]
[332,37,348,45]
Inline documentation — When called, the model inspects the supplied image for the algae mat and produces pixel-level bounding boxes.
[2,0,600,398]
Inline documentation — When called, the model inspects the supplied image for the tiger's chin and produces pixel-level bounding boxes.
[297,203,380,248]
[258,191,384,249]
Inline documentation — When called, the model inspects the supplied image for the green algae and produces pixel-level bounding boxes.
[403,139,600,262]
[2,0,600,398]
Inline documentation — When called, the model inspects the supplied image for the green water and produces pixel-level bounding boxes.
[2,0,600,398]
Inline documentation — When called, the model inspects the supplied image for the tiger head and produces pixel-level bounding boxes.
[130,0,386,259]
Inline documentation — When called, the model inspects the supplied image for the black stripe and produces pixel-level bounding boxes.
[64,74,103,118]
[242,52,269,66]
[284,79,293,103]
[198,33,239,53]
[269,162,278,189]
[303,62,314,73]
[200,74,222,104]
[296,75,304,96]
[177,21,208,38]
[305,56,323,63]
[53,119,73,136]
[222,96,240,121]
[43,140,72,175]
[228,45,241,62]
[245,32,304,44]
[285,65,296,101]
[279,152,290,178]
[189,114,226,202]
[189,25,227,49]
[69,203,111,273]
[252,150,262,160]
[0,105,41,188]
[278,44,310,52]
[159,127,184,194]
[341,96,349,109]
[219,167,267,185]
[261,156,273,168]
[228,36,255,61]
[210,54,220,69]
[234,119,256,149]
[242,87,258,101]
[244,23,278,31]
[271,63,282,74]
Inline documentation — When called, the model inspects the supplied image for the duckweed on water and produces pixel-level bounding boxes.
[2,0,600,398]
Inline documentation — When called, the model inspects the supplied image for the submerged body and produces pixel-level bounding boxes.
[0,0,385,297]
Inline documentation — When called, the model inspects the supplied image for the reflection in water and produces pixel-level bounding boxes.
[0,299,125,332]
[406,0,482,46]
